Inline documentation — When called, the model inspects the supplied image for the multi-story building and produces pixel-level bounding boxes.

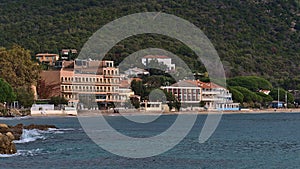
[39,60,134,109]
[161,80,202,105]
[162,80,239,111]
[199,81,239,110]
[35,53,59,66]
[142,55,175,71]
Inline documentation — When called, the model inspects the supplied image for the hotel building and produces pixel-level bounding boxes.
[161,80,202,105]
[162,80,239,111]
[39,60,133,109]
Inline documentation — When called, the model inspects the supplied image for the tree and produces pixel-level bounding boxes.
[269,88,294,103]
[231,86,262,106]
[49,96,68,106]
[15,87,34,108]
[0,46,40,107]
[256,92,273,107]
[228,86,244,103]
[227,76,272,91]
[162,89,180,110]
[0,78,16,103]
[0,45,40,88]
[131,80,145,98]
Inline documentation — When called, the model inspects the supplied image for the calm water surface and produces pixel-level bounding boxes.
[0,113,299,169]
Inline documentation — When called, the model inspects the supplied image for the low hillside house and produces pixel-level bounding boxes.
[36,53,59,66]
[259,89,271,95]
[124,67,149,77]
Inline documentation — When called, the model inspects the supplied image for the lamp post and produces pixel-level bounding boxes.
[278,87,279,108]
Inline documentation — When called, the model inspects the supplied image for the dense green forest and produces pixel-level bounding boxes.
[0,0,299,89]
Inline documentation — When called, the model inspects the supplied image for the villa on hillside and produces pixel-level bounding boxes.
[142,55,175,71]
[35,53,59,66]
[124,67,150,77]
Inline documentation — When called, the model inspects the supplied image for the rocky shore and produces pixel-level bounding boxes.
[0,123,57,154]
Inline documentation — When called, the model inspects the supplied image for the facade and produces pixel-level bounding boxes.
[162,80,239,111]
[140,101,163,111]
[61,49,78,60]
[36,53,59,66]
[124,67,149,77]
[39,60,134,109]
[142,55,175,71]
[161,80,202,105]
[199,81,239,111]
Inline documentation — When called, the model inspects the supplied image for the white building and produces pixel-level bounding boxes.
[199,81,239,111]
[162,80,239,111]
[142,55,175,71]
[161,80,202,104]
[124,67,149,77]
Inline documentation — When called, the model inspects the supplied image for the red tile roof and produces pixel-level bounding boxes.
[198,81,225,89]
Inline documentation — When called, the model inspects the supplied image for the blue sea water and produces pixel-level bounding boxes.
[0,113,299,169]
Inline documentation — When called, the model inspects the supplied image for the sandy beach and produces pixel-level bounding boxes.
[65,108,300,117]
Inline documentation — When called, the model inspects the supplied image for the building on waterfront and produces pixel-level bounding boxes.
[199,81,239,111]
[35,53,59,66]
[140,101,163,111]
[161,80,202,106]
[141,55,175,71]
[38,60,134,109]
[162,80,239,111]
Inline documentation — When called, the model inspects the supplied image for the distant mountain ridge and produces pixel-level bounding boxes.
[0,0,299,88]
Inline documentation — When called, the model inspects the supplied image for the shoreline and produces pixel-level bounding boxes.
[55,108,300,117]
[1,109,300,118]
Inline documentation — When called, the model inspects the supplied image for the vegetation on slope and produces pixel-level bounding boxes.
[0,0,299,88]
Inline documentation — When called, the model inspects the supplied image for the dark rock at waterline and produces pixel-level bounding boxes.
[0,123,58,140]
[24,124,57,131]
[0,123,57,154]
[0,124,23,140]
[0,132,17,154]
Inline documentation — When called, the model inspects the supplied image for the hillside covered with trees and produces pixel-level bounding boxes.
[0,0,299,89]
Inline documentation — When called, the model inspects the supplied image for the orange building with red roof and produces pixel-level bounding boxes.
[39,60,134,110]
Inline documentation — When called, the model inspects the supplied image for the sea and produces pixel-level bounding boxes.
[0,113,299,169]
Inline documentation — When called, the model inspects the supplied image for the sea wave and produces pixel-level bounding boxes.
[0,148,43,158]
[13,128,73,144]
[13,129,45,143]
[0,116,31,120]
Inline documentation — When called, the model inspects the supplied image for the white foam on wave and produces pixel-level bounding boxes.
[13,129,45,144]
[13,128,74,144]
[0,148,43,158]
[0,153,19,158]
[0,116,30,121]
[48,128,75,131]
